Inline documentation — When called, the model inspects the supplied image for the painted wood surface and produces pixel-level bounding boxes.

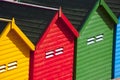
[76,8,114,80]
[0,30,30,80]
[114,17,120,78]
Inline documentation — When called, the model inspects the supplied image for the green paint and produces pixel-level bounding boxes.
[100,0,118,24]
[75,8,114,80]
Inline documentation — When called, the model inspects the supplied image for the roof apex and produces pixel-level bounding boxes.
[59,10,79,37]
[100,0,118,23]
[36,9,79,48]
[0,18,35,51]
[59,6,62,17]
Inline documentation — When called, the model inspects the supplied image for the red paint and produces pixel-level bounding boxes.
[30,9,79,80]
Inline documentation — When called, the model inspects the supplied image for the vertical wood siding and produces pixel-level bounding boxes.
[76,8,114,80]
[0,30,30,80]
[33,19,75,80]
[114,18,120,78]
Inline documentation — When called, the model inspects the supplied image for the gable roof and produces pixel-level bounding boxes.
[37,7,79,47]
[37,8,79,46]
[105,0,120,18]
[58,8,79,37]
[0,20,8,34]
[0,1,57,45]
[19,0,118,31]
[0,18,35,51]
[18,0,97,31]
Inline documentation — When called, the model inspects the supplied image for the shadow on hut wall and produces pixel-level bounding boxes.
[7,30,30,58]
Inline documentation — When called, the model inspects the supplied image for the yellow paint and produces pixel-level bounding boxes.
[0,30,30,80]
[0,18,35,80]
[0,18,35,51]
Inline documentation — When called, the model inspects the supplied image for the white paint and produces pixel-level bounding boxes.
[0,65,6,69]
[0,69,6,73]
[87,41,95,45]
[8,61,17,66]
[8,61,17,70]
[8,66,17,70]
[2,0,58,10]
[96,38,103,42]
[96,34,103,39]
[46,55,54,59]
[46,51,54,55]
[87,38,95,42]
[0,65,6,73]
[3,0,18,2]
[55,48,63,52]
[55,52,63,55]
[96,34,103,42]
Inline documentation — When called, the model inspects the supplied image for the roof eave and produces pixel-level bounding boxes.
[1,0,58,11]
[0,18,35,51]
[79,0,100,32]
[58,7,79,37]
[11,18,35,51]
[60,12,79,37]
[100,0,118,24]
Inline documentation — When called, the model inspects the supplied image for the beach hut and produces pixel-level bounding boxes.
[0,1,79,80]
[74,0,117,79]
[25,0,118,80]
[0,18,35,80]
[31,8,79,80]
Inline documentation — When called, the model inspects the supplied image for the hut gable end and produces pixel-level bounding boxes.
[0,18,35,51]
[32,9,78,80]
[0,18,34,80]
[36,9,79,48]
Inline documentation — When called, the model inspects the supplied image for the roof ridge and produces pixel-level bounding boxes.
[1,0,58,11]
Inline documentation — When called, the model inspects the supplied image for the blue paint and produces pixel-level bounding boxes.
[114,17,120,78]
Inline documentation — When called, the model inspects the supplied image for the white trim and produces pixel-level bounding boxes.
[46,55,54,59]
[8,61,17,70]
[8,61,17,66]
[55,48,63,52]
[55,52,63,55]
[0,69,6,73]
[0,65,6,69]
[55,47,63,55]
[0,65,6,73]
[87,37,95,45]
[46,51,54,55]
[45,51,54,59]
[96,34,104,42]
[87,38,95,42]
[96,38,103,42]
[2,0,58,11]
[96,34,103,39]
[87,41,95,45]
[8,66,17,70]
[0,18,12,22]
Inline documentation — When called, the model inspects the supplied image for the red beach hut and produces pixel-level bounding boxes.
[30,8,79,80]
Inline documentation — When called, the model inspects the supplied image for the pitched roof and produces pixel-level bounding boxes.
[105,0,120,17]
[0,21,7,34]
[19,0,98,31]
[0,18,35,51]
[36,8,79,47]
[19,0,117,30]
[0,1,56,45]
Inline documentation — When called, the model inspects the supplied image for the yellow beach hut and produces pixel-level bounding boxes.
[0,18,35,80]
